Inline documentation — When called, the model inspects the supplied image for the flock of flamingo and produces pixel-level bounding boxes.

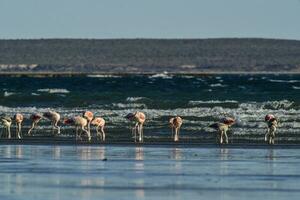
[0,110,278,144]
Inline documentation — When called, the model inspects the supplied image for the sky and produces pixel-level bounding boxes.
[0,0,299,40]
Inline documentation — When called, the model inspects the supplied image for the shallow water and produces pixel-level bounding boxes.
[1,74,300,142]
[0,145,300,200]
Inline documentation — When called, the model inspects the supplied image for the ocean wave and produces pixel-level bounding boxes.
[37,88,70,94]
[188,100,238,106]
[149,73,173,79]
[126,97,146,102]
[87,75,121,78]
[3,91,16,97]
[269,79,300,83]
[292,86,300,90]
[209,83,227,87]
[112,103,147,109]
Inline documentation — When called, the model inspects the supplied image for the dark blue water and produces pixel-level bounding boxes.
[1,74,300,142]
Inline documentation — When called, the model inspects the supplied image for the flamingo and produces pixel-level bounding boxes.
[91,117,106,141]
[264,114,278,145]
[83,111,94,137]
[43,111,61,135]
[125,111,146,143]
[64,116,91,141]
[0,115,12,139]
[209,117,235,144]
[169,116,183,142]
[27,113,43,135]
[13,113,24,139]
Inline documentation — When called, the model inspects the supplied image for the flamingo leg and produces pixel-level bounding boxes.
[82,126,91,142]
[224,130,229,144]
[265,128,269,142]
[28,122,36,136]
[220,131,224,144]
[141,124,144,143]
[101,126,105,142]
[96,126,101,140]
[16,123,22,139]
[7,125,11,139]
[75,126,80,141]
[55,122,60,135]
[171,126,174,140]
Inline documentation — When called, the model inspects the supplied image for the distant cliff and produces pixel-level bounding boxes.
[0,38,300,73]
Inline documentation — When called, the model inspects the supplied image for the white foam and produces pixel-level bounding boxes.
[269,79,300,83]
[87,75,121,78]
[210,83,227,87]
[149,72,173,79]
[4,91,16,97]
[188,100,238,106]
[292,86,300,90]
[126,97,146,102]
[37,88,70,94]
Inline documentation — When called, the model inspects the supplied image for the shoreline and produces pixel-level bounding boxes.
[1,138,300,148]
[1,71,300,76]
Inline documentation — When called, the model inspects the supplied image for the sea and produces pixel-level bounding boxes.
[1,74,300,199]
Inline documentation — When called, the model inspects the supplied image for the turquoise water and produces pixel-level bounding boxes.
[0,145,300,200]
[1,74,300,142]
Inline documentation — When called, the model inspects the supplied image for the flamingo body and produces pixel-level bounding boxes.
[125,111,146,143]
[169,116,183,142]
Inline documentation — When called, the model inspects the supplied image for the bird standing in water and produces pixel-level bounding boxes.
[43,111,61,135]
[265,114,278,145]
[169,116,183,142]
[209,117,235,144]
[83,111,94,137]
[27,113,43,135]
[64,116,90,141]
[13,113,24,139]
[91,117,106,141]
[125,111,146,143]
[0,115,12,139]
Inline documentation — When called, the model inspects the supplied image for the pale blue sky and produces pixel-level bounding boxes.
[0,0,299,39]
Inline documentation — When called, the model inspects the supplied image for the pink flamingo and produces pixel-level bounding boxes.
[64,116,91,141]
[0,115,12,139]
[264,114,278,144]
[27,111,60,135]
[13,113,24,139]
[83,111,94,136]
[125,111,146,143]
[169,116,183,142]
[27,113,43,135]
[91,117,106,141]
[43,111,61,135]
[209,117,235,144]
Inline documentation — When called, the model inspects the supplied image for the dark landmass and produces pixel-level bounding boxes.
[0,38,300,74]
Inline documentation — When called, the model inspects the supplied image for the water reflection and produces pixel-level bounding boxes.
[16,145,23,159]
[53,146,61,159]
[171,148,182,171]
[134,147,145,199]
[219,148,229,176]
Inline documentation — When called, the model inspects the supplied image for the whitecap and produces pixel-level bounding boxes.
[269,79,300,83]
[149,72,173,79]
[126,97,146,102]
[87,74,121,78]
[210,83,227,87]
[37,88,70,94]
[292,86,300,90]
[188,100,238,106]
[4,91,16,97]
